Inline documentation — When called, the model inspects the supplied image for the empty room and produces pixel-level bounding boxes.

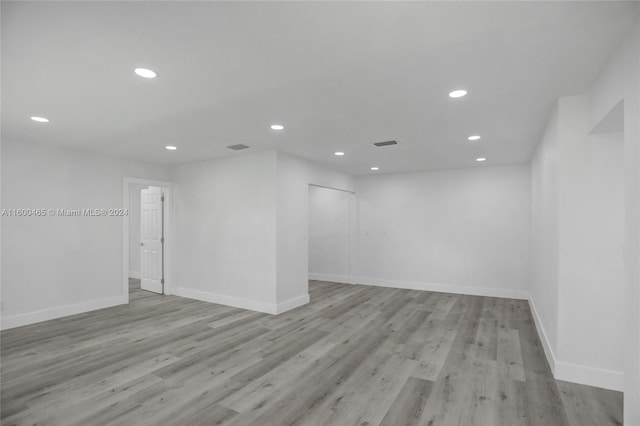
[1,1,639,425]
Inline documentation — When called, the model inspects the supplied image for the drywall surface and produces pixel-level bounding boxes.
[588,16,640,421]
[354,165,531,298]
[530,96,627,391]
[530,106,561,364]
[128,183,147,278]
[1,140,169,329]
[308,185,352,280]
[171,151,279,312]
[276,152,355,305]
[557,96,625,389]
[530,18,639,398]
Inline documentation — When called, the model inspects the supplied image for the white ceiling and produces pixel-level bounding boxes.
[2,1,638,175]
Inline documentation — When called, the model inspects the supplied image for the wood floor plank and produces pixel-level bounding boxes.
[475,317,499,361]
[557,380,623,426]
[0,279,622,426]
[230,327,328,383]
[227,322,389,425]
[498,327,526,382]
[379,376,435,426]
[412,327,458,381]
[296,341,417,426]
[219,308,387,414]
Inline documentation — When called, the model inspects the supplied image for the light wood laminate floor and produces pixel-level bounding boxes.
[1,279,622,426]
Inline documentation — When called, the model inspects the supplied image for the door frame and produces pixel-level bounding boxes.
[122,177,174,303]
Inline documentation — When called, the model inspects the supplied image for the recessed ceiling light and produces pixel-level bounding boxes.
[449,89,467,98]
[334,152,345,156]
[30,116,49,123]
[165,145,177,150]
[476,157,486,162]
[468,135,481,141]
[371,167,380,171]
[270,124,284,130]
[134,68,157,78]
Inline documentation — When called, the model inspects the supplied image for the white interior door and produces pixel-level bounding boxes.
[140,186,163,294]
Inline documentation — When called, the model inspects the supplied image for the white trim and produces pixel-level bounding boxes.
[123,177,174,303]
[555,361,625,392]
[174,288,309,315]
[310,274,529,300]
[527,295,558,375]
[276,294,310,314]
[175,287,278,314]
[0,295,126,330]
[353,277,529,300]
[308,273,354,284]
[129,271,141,279]
[528,293,624,391]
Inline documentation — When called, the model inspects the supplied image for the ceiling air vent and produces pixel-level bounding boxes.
[373,140,399,147]
[227,144,250,151]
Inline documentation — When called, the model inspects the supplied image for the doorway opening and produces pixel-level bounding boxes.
[123,178,173,303]
[308,184,355,288]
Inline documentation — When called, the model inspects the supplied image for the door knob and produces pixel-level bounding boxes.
[140,242,144,246]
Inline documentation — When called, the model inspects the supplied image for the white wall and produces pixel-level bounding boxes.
[171,151,279,313]
[587,16,640,422]
[308,185,353,281]
[558,96,625,388]
[128,183,147,279]
[0,139,169,329]
[171,150,355,314]
[530,96,626,391]
[529,17,638,400]
[275,152,355,306]
[530,105,560,357]
[353,165,531,299]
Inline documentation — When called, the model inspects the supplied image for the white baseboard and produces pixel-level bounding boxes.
[528,294,624,392]
[175,287,310,315]
[174,287,276,314]
[308,273,353,284]
[276,293,310,314]
[309,274,528,300]
[355,276,530,300]
[555,361,624,392]
[129,271,141,279]
[527,295,558,375]
[0,295,127,330]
